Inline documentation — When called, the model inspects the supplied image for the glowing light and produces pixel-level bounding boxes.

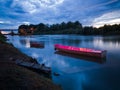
[1,31,9,34]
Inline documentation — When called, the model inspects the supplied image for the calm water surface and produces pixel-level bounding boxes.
[7,35,120,90]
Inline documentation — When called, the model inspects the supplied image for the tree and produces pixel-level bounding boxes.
[18,25,29,35]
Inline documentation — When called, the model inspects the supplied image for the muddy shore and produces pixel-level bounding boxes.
[0,35,61,90]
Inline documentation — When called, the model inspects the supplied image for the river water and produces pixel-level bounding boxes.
[7,35,120,90]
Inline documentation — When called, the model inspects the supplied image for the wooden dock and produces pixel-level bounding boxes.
[15,59,51,74]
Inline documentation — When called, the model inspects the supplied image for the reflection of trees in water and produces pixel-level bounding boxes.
[102,36,120,48]
[20,39,26,45]
[102,36,120,43]
[83,38,94,42]
[53,38,81,46]
[19,39,44,48]
[94,36,120,49]
[19,38,30,48]
[53,36,95,46]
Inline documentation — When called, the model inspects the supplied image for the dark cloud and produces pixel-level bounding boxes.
[0,0,120,29]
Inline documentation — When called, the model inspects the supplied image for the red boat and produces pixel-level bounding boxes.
[30,42,44,48]
[54,44,106,58]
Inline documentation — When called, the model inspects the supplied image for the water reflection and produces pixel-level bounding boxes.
[55,51,106,64]
[20,38,44,48]
[53,73,85,90]
[82,66,120,90]
[53,38,81,46]
[93,36,120,50]
[7,35,120,90]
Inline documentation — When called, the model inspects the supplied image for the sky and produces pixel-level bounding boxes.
[0,0,120,29]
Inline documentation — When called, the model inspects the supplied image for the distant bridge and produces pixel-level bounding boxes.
[0,29,18,35]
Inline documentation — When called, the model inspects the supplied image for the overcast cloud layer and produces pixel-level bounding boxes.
[0,0,120,29]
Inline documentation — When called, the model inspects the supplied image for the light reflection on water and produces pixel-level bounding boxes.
[7,35,120,90]
[93,36,120,50]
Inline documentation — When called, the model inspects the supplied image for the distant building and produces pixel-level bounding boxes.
[18,24,36,35]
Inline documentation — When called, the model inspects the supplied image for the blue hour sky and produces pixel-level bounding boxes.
[0,0,120,29]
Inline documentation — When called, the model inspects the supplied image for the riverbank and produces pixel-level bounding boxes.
[0,34,61,90]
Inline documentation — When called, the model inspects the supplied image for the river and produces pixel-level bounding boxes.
[7,35,120,90]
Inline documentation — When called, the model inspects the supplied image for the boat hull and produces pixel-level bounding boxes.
[54,44,106,58]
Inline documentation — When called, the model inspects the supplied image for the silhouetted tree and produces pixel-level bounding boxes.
[18,21,120,35]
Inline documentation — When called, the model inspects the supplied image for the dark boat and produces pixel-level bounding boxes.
[30,41,44,48]
[15,59,51,74]
[54,44,106,58]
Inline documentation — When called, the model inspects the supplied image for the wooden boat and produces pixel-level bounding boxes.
[15,59,51,74]
[55,51,106,63]
[30,41,44,48]
[54,44,106,58]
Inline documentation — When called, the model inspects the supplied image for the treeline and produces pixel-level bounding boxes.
[18,21,120,35]
[0,31,7,43]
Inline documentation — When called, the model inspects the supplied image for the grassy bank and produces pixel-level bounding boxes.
[0,34,61,90]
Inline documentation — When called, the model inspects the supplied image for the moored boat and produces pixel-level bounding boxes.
[54,44,106,58]
[30,41,44,48]
[15,59,51,74]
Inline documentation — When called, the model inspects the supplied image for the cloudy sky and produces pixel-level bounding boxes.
[0,0,120,29]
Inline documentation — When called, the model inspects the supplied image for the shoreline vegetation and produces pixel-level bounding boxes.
[0,33,61,90]
[18,21,120,35]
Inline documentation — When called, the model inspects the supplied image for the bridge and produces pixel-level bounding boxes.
[0,29,19,35]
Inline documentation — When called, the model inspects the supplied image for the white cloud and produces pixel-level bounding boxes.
[38,0,64,8]
[85,0,118,9]
[12,0,37,14]
[11,0,64,14]
[0,21,4,24]
[0,19,20,29]
[92,10,120,27]
[0,20,11,24]
[22,21,30,25]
